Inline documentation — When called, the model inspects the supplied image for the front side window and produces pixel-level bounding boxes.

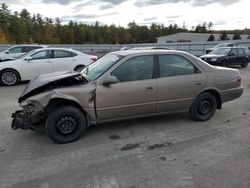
[159,54,198,77]
[230,48,238,55]
[31,50,52,60]
[211,48,231,55]
[112,55,154,82]
[8,47,23,53]
[54,50,75,58]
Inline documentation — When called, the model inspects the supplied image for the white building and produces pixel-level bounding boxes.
[157,32,249,43]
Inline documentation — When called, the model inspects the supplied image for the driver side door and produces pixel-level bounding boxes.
[20,50,54,80]
[95,55,157,121]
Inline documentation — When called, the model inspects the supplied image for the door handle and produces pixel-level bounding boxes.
[195,82,202,86]
[145,87,154,90]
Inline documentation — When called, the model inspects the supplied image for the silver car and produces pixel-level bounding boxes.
[11,50,243,143]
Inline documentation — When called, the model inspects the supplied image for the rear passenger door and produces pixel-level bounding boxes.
[157,54,205,113]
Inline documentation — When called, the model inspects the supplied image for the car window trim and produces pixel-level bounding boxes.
[53,50,74,59]
[156,54,201,78]
[30,50,52,60]
[111,54,156,83]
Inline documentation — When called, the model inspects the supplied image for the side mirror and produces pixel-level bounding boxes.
[5,51,10,54]
[25,57,32,61]
[229,53,236,56]
[102,75,119,86]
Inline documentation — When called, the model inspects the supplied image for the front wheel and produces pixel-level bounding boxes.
[46,106,87,144]
[241,62,248,68]
[189,92,217,121]
[0,69,20,86]
[221,60,228,67]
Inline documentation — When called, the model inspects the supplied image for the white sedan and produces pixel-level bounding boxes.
[0,48,97,86]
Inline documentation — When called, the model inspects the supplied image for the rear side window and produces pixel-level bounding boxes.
[23,46,42,52]
[54,50,76,58]
[238,48,245,55]
[159,54,199,78]
[243,48,250,55]
[112,55,154,82]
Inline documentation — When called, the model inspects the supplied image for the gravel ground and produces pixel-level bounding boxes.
[0,66,249,188]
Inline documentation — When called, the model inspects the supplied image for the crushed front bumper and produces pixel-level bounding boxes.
[11,110,44,130]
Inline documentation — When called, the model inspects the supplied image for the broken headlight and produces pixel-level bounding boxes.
[22,101,44,113]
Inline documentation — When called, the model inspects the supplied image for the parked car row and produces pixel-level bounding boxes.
[204,42,238,54]
[0,46,97,86]
[0,44,48,62]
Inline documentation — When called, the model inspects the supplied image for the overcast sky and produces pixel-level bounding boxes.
[8,0,250,30]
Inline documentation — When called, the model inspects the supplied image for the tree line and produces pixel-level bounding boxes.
[0,3,249,44]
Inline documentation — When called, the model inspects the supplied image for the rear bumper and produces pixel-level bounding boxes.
[220,87,244,103]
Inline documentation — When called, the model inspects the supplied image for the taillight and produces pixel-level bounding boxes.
[236,76,241,83]
[91,57,97,62]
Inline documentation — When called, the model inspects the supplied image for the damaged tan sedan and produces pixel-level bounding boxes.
[11,50,243,143]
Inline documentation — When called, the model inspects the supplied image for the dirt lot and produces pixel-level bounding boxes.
[0,66,250,188]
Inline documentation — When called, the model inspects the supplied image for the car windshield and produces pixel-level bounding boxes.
[81,53,122,81]
[210,48,231,55]
[214,43,228,48]
[16,50,36,59]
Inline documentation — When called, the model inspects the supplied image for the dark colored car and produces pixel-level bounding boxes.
[204,42,238,54]
[200,46,250,67]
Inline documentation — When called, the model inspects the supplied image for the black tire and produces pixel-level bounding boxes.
[45,106,87,144]
[74,65,85,72]
[241,62,248,68]
[0,69,20,86]
[189,92,217,121]
[221,60,228,67]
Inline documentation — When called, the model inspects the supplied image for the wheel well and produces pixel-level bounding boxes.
[74,65,85,71]
[202,90,222,109]
[45,98,87,119]
[0,68,21,79]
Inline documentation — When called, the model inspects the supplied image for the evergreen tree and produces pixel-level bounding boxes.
[232,32,241,40]
[220,31,230,40]
[207,34,215,41]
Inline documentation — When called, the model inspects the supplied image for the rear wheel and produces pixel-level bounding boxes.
[189,92,217,121]
[0,69,20,86]
[45,106,87,144]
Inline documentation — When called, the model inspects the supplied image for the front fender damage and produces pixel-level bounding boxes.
[11,72,97,131]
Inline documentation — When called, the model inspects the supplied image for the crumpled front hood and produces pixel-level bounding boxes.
[19,71,88,103]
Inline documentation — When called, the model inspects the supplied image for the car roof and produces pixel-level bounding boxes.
[112,49,184,56]
[9,44,48,47]
[31,47,80,53]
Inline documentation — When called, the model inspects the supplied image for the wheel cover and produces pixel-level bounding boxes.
[198,99,211,115]
[2,71,17,85]
[56,115,78,135]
